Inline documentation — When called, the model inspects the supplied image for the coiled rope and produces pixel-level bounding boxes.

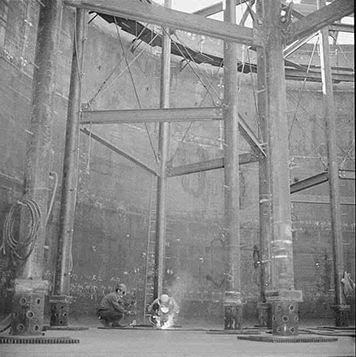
[1,198,41,260]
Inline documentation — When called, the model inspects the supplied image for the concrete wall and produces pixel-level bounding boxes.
[0,2,354,324]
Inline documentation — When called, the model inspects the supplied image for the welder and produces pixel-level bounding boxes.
[147,293,179,328]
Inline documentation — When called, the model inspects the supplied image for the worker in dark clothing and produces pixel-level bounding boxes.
[97,283,130,327]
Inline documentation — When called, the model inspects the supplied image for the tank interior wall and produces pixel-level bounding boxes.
[0,2,354,323]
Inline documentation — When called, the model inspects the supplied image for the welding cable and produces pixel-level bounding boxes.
[1,198,41,260]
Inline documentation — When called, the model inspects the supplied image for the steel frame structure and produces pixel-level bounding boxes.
[16,0,354,334]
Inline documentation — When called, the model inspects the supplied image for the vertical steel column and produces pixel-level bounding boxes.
[317,0,348,327]
[51,8,87,327]
[263,0,294,292]
[262,0,302,336]
[223,0,242,330]
[12,0,63,336]
[255,0,272,328]
[154,0,171,299]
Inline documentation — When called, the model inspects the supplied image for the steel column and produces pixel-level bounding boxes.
[223,0,242,330]
[263,0,295,291]
[13,0,63,335]
[51,8,87,326]
[262,0,303,336]
[256,0,272,318]
[19,0,62,279]
[317,0,348,327]
[154,0,171,299]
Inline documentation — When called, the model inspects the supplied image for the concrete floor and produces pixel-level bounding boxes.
[0,319,355,357]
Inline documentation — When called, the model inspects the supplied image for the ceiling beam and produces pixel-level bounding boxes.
[64,0,255,46]
[192,0,249,17]
[81,106,267,158]
[81,107,224,124]
[283,0,354,45]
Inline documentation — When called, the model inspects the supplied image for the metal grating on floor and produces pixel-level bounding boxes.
[43,325,88,331]
[0,336,80,344]
[207,329,261,335]
[236,335,338,343]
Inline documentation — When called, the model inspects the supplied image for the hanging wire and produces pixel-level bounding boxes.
[169,70,221,164]
[288,38,319,140]
[167,27,227,164]
[339,139,355,169]
[1,198,41,261]
[87,56,125,107]
[332,37,355,72]
[285,38,329,169]
[287,29,355,167]
[169,30,221,103]
[288,89,355,167]
[246,48,261,138]
[88,32,160,106]
[114,18,159,164]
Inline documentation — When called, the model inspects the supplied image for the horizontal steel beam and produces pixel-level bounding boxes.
[64,0,255,46]
[282,1,354,18]
[81,128,157,176]
[81,107,224,124]
[283,0,354,45]
[291,194,355,205]
[284,68,354,83]
[339,170,355,180]
[290,171,329,194]
[81,107,266,159]
[167,152,258,177]
[192,0,249,17]
[329,23,354,33]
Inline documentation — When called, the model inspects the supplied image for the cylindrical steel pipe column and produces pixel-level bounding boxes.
[13,0,63,336]
[154,0,172,299]
[51,8,87,327]
[317,0,347,327]
[262,0,302,336]
[223,0,242,330]
[263,0,294,292]
[256,0,272,328]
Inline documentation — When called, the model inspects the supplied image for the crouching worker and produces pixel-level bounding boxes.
[147,294,179,328]
[97,283,134,327]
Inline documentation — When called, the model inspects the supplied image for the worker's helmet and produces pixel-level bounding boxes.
[116,283,127,294]
[160,294,169,303]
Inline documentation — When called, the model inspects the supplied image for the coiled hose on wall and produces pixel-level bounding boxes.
[0,172,58,332]
[1,171,58,260]
[1,198,41,260]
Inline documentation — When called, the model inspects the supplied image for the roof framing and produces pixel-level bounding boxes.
[64,0,256,46]
[283,0,354,45]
